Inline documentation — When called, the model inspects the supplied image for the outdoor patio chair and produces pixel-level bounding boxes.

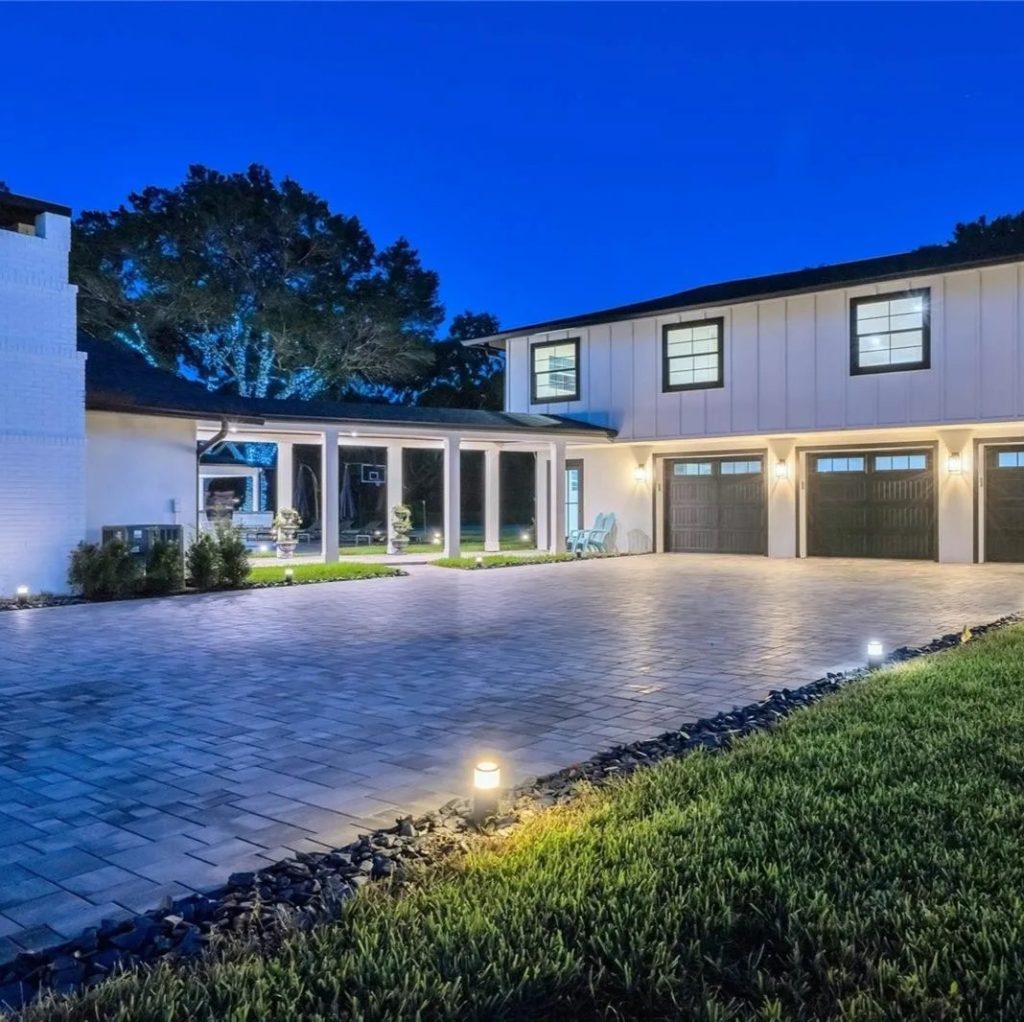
[570,512,615,555]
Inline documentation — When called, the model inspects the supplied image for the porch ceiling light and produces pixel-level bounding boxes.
[633,464,648,483]
[774,460,789,479]
[947,452,963,474]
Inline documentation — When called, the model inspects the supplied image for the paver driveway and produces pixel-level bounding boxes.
[0,554,1022,956]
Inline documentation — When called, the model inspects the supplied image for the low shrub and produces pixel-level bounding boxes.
[186,533,220,590]
[215,527,250,588]
[67,539,140,600]
[141,540,184,595]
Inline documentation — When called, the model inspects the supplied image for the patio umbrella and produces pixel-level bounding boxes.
[340,463,358,522]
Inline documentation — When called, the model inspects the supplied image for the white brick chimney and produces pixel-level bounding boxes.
[0,196,85,596]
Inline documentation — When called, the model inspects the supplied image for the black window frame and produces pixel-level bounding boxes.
[662,317,725,393]
[530,337,581,404]
[850,288,931,376]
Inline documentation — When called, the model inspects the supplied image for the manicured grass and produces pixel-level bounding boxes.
[433,552,577,569]
[25,625,1024,1020]
[336,539,535,556]
[246,562,401,584]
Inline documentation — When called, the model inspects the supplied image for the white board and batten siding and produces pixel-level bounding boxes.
[506,261,1024,439]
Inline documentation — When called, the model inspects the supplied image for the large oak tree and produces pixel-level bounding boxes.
[72,164,443,398]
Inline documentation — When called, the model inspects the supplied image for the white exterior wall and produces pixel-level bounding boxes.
[507,262,1024,439]
[0,213,85,595]
[573,445,655,553]
[85,412,198,543]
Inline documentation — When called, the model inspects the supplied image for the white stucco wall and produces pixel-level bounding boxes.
[0,213,85,596]
[85,412,198,543]
[573,445,655,554]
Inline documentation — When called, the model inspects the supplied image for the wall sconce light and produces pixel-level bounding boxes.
[947,453,963,474]
[15,585,29,605]
[774,461,789,479]
[473,760,501,824]
[633,464,648,483]
[866,640,884,668]
[284,568,295,585]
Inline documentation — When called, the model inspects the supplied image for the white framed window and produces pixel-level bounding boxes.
[850,289,930,374]
[663,318,724,391]
[531,339,580,403]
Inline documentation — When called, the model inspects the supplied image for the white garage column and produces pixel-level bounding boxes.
[766,437,797,558]
[548,440,567,554]
[937,429,974,563]
[443,434,462,558]
[534,450,549,551]
[484,445,501,552]
[385,442,405,554]
[276,441,294,513]
[322,429,340,562]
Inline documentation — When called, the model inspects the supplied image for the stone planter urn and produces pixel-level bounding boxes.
[390,504,413,554]
[273,507,301,559]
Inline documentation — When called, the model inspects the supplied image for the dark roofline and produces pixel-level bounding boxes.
[0,191,72,219]
[471,243,1024,343]
[80,335,615,438]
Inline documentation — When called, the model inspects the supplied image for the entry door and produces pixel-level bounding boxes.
[806,450,935,559]
[565,460,584,535]
[984,447,1024,562]
[665,457,766,554]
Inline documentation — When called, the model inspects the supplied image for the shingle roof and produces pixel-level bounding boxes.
[476,241,1024,342]
[80,335,614,436]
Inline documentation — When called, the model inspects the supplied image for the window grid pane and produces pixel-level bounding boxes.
[664,320,722,389]
[997,451,1024,469]
[853,292,928,371]
[532,341,579,401]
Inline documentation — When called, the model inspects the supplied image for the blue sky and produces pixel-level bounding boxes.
[4,2,1023,330]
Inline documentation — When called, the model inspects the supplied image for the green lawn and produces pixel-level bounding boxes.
[246,562,401,584]
[336,538,535,556]
[433,552,576,569]
[25,624,1024,1021]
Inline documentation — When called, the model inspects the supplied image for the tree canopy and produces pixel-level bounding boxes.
[72,165,444,398]
[945,210,1024,257]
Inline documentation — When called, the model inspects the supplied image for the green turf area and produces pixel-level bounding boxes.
[25,624,1024,1021]
[433,553,576,569]
[246,562,401,584]
[336,538,535,556]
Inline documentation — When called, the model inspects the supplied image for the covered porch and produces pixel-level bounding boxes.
[196,417,611,562]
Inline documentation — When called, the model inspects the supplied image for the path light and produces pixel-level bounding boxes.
[947,452,963,474]
[774,461,789,479]
[259,544,270,554]
[432,531,442,545]
[475,555,483,568]
[284,568,295,585]
[473,760,501,824]
[15,585,29,605]
[521,530,530,542]
[633,464,647,483]
[866,640,884,668]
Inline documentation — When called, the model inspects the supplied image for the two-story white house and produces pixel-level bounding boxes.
[473,244,1024,564]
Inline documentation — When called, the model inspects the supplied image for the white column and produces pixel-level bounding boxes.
[937,428,974,563]
[484,445,501,552]
[534,451,549,551]
[386,442,405,554]
[276,441,294,513]
[766,437,797,558]
[549,440,567,553]
[322,429,340,562]
[443,434,462,558]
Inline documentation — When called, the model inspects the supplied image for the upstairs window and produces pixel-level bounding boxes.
[851,289,930,374]
[663,318,724,391]
[531,338,580,403]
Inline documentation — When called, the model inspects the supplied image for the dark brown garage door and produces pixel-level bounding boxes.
[807,450,935,559]
[984,447,1024,562]
[665,457,766,554]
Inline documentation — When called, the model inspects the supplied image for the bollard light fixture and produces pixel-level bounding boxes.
[475,555,484,567]
[15,584,29,605]
[472,760,501,826]
[284,568,295,584]
[432,531,442,545]
[866,639,884,668]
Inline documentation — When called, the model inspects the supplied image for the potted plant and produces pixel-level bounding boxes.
[273,507,302,559]
[390,504,413,554]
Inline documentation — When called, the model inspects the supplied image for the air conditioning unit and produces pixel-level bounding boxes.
[101,525,184,563]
